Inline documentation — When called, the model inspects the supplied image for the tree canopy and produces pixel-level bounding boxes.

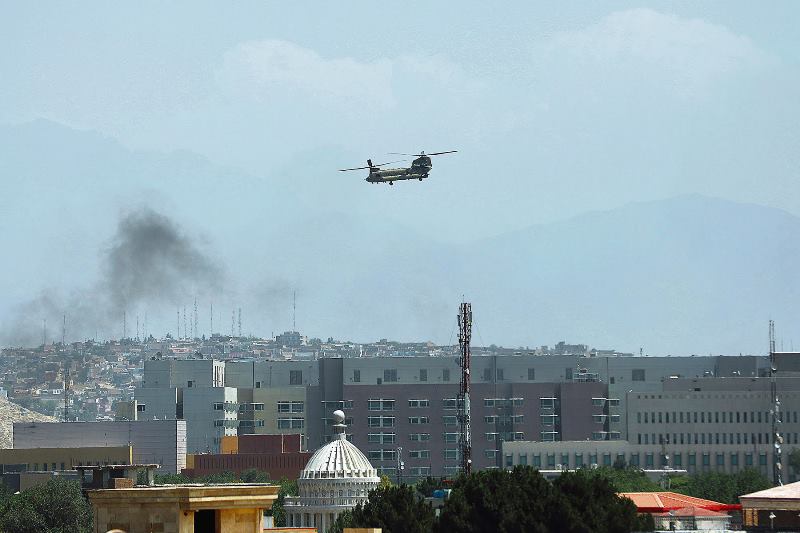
[670,468,771,504]
[435,466,653,533]
[0,478,92,533]
[328,484,436,533]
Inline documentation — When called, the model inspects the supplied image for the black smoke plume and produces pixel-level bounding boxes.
[1,208,223,346]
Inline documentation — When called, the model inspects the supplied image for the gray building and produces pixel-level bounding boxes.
[12,420,187,474]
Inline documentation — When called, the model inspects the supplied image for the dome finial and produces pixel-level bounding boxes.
[332,409,347,438]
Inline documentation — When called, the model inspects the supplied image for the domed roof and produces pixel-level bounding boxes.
[301,433,379,480]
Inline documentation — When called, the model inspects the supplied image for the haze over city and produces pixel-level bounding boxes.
[2,2,799,354]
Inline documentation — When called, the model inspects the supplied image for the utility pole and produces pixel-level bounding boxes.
[458,302,473,475]
[396,446,404,484]
[770,320,783,485]
[238,308,242,338]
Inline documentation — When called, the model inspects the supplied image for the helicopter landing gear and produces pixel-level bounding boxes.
[418,177,423,181]
[389,181,394,186]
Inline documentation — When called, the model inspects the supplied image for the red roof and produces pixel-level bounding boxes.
[654,506,730,518]
[619,492,741,513]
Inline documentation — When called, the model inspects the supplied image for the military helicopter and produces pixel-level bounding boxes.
[339,150,457,185]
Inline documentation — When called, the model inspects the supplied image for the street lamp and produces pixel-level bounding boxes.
[769,511,776,530]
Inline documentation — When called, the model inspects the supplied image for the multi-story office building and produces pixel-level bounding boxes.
[134,353,769,479]
[504,373,800,482]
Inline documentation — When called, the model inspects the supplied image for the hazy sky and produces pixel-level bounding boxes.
[1,2,799,350]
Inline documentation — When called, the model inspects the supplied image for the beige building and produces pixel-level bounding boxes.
[0,446,132,472]
[87,484,279,533]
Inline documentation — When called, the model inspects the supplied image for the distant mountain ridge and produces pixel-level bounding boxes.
[0,120,798,355]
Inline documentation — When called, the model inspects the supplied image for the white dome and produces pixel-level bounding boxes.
[301,434,379,480]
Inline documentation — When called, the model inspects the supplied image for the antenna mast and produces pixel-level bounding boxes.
[293,291,296,331]
[194,298,199,339]
[770,320,783,485]
[458,301,472,475]
[238,307,242,337]
[63,365,70,422]
[210,303,214,336]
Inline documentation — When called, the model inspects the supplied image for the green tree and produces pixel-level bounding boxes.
[553,470,654,533]
[436,467,555,533]
[327,509,354,533]
[329,484,435,533]
[415,476,448,497]
[271,477,299,527]
[436,466,651,533]
[672,469,771,504]
[379,474,393,489]
[0,478,92,533]
[239,468,270,483]
[583,466,661,493]
[790,448,800,476]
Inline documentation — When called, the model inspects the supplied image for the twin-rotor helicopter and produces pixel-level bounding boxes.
[339,150,457,185]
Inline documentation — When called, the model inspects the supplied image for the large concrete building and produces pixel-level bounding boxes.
[134,352,770,479]
[12,420,187,474]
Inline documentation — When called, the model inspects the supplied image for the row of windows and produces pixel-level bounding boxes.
[636,410,789,425]
[239,403,266,412]
[378,466,431,476]
[515,451,768,469]
[353,367,649,384]
[637,432,793,446]
[369,449,460,461]
[366,432,525,443]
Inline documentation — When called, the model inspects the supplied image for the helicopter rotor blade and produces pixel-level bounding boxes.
[338,159,406,172]
[387,150,458,157]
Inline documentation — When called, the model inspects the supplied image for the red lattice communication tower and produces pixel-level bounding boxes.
[458,302,472,475]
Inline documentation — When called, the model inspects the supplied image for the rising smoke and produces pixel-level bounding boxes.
[0,208,223,346]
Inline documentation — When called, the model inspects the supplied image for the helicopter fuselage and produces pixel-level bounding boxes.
[366,156,433,184]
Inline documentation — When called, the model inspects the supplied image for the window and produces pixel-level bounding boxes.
[484,449,498,459]
[383,369,398,383]
[540,398,557,409]
[443,398,463,410]
[745,453,754,466]
[443,433,458,443]
[408,399,429,408]
[255,381,262,388]
[496,368,504,381]
[368,449,396,461]
[632,369,645,381]
[409,433,431,442]
[731,453,739,466]
[409,450,430,459]
[442,416,457,426]
[483,368,492,381]
[444,449,458,460]
[289,370,302,385]
[239,420,265,428]
[408,416,430,425]
[716,453,724,466]
[368,416,395,428]
[368,433,396,444]
[419,369,427,382]
[410,467,431,476]
[278,401,304,413]
[759,453,767,466]
[528,368,535,380]
[519,454,528,466]
[353,369,360,383]
[277,417,304,429]
[137,404,146,412]
[565,368,573,380]
[532,455,541,467]
[702,453,710,466]
[368,399,395,411]
[442,369,450,382]
[187,380,194,388]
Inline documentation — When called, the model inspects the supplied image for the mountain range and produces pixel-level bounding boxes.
[0,120,797,355]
